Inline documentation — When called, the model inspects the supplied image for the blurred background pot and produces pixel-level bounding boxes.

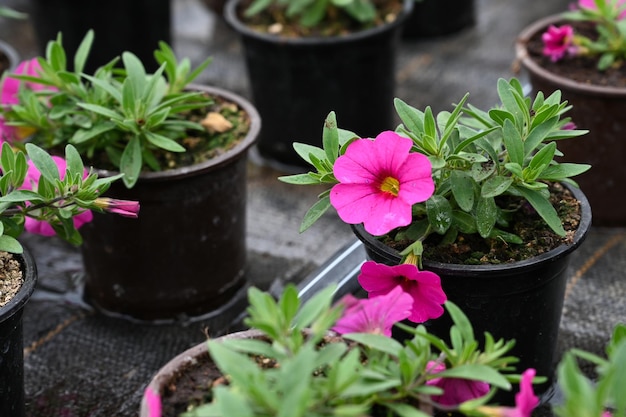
[403,0,476,38]
[80,85,260,322]
[30,0,171,73]
[516,14,626,226]
[0,39,19,76]
[0,248,37,417]
[224,0,413,169]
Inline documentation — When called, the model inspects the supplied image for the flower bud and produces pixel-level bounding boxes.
[94,198,140,218]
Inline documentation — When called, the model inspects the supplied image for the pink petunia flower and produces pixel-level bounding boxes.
[143,387,162,417]
[425,360,490,406]
[357,261,446,323]
[94,198,140,218]
[19,155,93,236]
[332,286,413,336]
[329,131,434,236]
[542,25,578,62]
[477,368,539,417]
[0,58,54,143]
[578,0,626,19]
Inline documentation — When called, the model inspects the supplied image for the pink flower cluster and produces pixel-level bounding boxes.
[1,58,140,236]
[18,154,93,236]
[0,58,53,144]
[330,131,434,236]
[542,25,577,62]
[542,0,626,62]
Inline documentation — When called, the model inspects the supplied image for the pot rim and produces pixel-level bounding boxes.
[93,84,261,183]
[224,0,414,45]
[0,39,20,74]
[0,248,37,323]
[352,182,592,273]
[139,329,265,417]
[515,13,626,98]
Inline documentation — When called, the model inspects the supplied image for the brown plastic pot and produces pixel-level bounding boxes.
[0,248,37,417]
[80,85,260,322]
[351,183,592,405]
[516,14,626,226]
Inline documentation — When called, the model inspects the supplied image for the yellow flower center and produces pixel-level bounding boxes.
[380,176,400,196]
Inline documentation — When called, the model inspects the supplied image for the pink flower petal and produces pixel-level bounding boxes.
[143,387,162,417]
[330,131,434,236]
[332,285,413,336]
[357,261,446,323]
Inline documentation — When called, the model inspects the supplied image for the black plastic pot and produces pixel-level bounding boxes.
[224,0,413,168]
[80,85,260,322]
[0,248,37,417]
[516,14,626,226]
[403,0,476,38]
[0,39,19,76]
[351,183,592,405]
[29,0,171,73]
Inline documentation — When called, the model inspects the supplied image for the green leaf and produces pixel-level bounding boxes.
[514,186,565,236]
[383,402,432,417]
[502,119,524,166]
[450,171,475,212]
[144,131,186,152]
[539,163,591,181]
[71,122,117,144]
[0,235,23,253]
[77,103,125,121]
[120,137,142,188]
[278,173,321,185]
[293,143,326,167]
[451,210,477,234]
[299,195,331,233]
[527,142,556,180]
[64,145,84,177]
[475,196,497,238]
[322,111,339,164]
[73,29,94,74]
[344,333,404,356]
[25,143,61,184]
[394,98,424,136]
[294,284,336,331]
[426,195,453,234]
[481,176,513,198]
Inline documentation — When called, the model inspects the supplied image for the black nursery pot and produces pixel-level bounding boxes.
[80,85,260,322]
[0,249,37,417]
[352,184,592,405]
[224,0,413,168]
[403,0,476,38]
[30,0,171,73]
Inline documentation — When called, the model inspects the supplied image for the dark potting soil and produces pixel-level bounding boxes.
[159,334,353,417]
[522,19,626,88]
[160,351,222,417]
[386,182,582,265]
[235,0,404,38]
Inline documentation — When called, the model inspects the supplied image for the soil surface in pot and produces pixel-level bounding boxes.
[385,182,582,265]
[235,0,404,38]
[159,334,348,416]
[83,92,251,172]
[522,20,626,88]
[0,251,23,307]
